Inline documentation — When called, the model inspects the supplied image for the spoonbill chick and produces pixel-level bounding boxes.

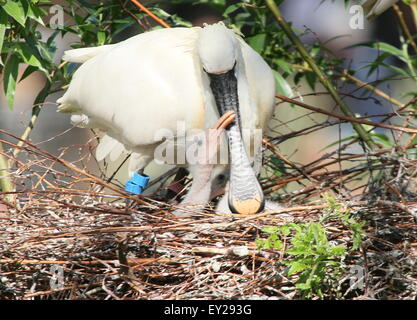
[172,110,284,215]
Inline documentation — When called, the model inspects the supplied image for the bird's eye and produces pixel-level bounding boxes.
[216,174,226,182]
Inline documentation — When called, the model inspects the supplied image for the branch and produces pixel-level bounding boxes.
[13,81,51,159]
[275,93,417,134]
[393,4,417,54]
[130,0,171,29]
[266,0,377,150]
[341,70,403,108]
[0,142,13,202]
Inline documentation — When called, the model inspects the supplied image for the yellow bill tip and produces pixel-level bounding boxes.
[229,196,264,214]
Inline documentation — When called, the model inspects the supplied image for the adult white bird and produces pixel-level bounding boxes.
[361,0,399,19]
[57,22,276,214]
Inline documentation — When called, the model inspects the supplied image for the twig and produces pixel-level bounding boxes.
[289,62,406,109]
[393,4,417,54]
[408,0,417,35]
[0,129,149,205]
[0,142,13,202]
[12,81,51,160]
[263,137,317,184]
[119,0,148,30]
[266,0,377,150]
[130,0,171,28]
[275,93,417,134]
[341,70,403,108]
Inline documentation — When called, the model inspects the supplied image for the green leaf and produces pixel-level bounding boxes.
[14,42,49,79]
[330,246,346,256]
[22,33,52,76]
[348,42,407,63]
[198,0,226,11]
[370,132,393,148]
[262,226,279,234]
[19,64,38,82]
[223,3,242,17]
[274,58,293,74]
[0,24,5,66]
[365,52,390,77]
[287,261,308,275]
[97,31,105,45]
[2,0,26,27]
[374,42,407,62]
[3,54,20,109]
[295,282,311,290]
[27,2,46,26]
[278,224,292,237]
[286,247,309,255]
[305,71,317,91]
[273,70,293,97]
[15,43,43,68]
[381,63,412,78]
[247,33,266,54]
[320,135,358,151]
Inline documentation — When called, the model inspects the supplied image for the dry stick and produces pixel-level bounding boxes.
[130,0,171,28]
[20,204,334,245]
[23,282,102,298]
[266,0,377,150]
[289,62,406,110]
[263,142,417,193]
[410,0,417,30]
[13,81,51,160]
[275,93,417,134]
[263,137,317,188]
[3,83,52,205]
[0,142,13,202]
[341,70,404,108]
[218,199,417,229]
[265,163,370,195]
[213,204,330,230]
[0,129,150,207]
[0,192,16,209]
[0,259,109,265]
[393,4,417,54]
[119,0,148,30]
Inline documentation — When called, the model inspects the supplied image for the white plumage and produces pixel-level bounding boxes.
[58,22,275,214]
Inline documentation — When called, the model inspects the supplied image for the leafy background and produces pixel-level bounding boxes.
[0,0,416,300]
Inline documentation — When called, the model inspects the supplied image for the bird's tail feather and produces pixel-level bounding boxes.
[62,45,115,63]
[96,134,126,162]
[56,98,80,113]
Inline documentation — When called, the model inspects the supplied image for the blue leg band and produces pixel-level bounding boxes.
[125,173,150,194]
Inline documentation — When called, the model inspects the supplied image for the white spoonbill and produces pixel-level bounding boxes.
[57,22,276,214]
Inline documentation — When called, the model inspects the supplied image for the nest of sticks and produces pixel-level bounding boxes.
[0,120,416,300]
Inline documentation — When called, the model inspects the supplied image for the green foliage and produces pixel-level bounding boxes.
[0,0,49,109]
[322,193,366,251]
[256,194,365,298]
[257,221,347,299]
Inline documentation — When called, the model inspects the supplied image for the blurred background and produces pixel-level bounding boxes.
[0,0,413,195]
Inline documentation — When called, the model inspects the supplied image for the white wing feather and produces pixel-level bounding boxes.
[96,134,120,162]
[62,45,115,63]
